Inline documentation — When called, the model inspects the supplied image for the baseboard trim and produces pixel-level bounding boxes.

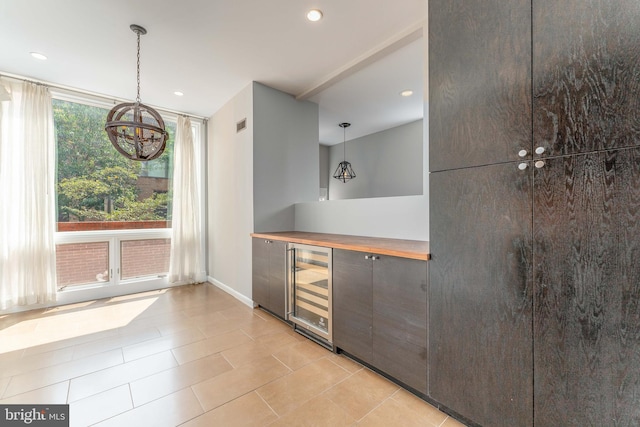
[207,276,255,308]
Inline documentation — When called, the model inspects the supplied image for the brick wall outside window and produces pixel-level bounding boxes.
[55,238,171,287]
[56,242,110,287]
[121,239,171,279]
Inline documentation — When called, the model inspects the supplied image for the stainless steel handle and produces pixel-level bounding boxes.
[364,255,370,260]
[371,256,379,260]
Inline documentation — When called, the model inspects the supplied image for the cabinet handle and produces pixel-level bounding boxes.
[364,255,370,260]
[518,162,528,171]
[518,149,527,157]
[371,256,379,260]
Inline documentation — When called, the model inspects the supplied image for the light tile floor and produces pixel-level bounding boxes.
[0,283,465,427]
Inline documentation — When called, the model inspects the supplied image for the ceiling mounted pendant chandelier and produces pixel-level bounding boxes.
[105,24,168,161]
[333,122,356,183]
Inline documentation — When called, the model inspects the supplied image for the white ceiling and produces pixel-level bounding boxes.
[0,0,426,144]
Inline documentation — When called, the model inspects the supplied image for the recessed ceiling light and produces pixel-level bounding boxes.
[174,91,184,96]
[30,52,47,61]
[400,90,414,97]
[306,9,323,22]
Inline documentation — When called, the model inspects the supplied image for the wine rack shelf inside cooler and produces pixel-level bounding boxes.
[288,244,332,343]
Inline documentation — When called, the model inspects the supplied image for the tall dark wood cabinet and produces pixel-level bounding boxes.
[430,0,640,425]
[533,149,640,425]
[429,164,533,426]
[252,238,287,319]
[429,0,533,425]
[532,1,640,425]
[333,249,428,395]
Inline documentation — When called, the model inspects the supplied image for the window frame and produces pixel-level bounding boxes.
[50,89,206,302]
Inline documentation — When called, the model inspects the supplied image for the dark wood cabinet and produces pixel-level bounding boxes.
[429,163,533,427]
[533,148,640,426]
[430,0,640,425]
[533,0,640,158]
[252,238,287,319]
[333,249,373,363]
[372,255,427,395]
[429,0,531,172]
[333,249,428,395]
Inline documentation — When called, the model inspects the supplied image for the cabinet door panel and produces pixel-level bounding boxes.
[333,249,373,363]
[429,0,531,171]
[429,163,533,426]
[268,240,287,319]
[533,148,640,425]
[252,239,269,308]
[373,257,427,395]
[534,0,640,157]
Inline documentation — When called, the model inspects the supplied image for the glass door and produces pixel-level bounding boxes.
[288,244,332,343]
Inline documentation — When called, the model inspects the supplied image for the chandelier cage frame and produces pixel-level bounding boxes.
[104,24,168,161]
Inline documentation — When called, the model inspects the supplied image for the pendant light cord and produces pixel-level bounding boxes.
[343,125,346,160]
[136,31,141,103]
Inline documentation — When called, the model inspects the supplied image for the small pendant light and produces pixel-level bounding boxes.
[333,122,356,183]
[105,24,168,161]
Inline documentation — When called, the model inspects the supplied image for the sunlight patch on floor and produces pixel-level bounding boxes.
[0,297,159,354]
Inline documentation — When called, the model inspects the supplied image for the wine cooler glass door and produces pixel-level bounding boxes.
[288,244,332,343]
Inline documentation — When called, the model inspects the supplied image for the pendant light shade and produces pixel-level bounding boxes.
[333,122,356,183]
[105,24,168,161]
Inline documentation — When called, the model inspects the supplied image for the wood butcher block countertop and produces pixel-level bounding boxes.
[251,231,429,261]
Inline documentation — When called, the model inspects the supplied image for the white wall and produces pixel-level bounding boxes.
[328,119,423,200]
[252,82,319,232]
[208,83,254,304]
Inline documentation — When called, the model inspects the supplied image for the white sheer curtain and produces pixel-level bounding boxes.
[0,79,57,310]
[169,116,205,284]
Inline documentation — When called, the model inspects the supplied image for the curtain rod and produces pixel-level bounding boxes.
[0,71,207,121]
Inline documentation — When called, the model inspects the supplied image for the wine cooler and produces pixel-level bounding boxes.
[287,243,332,346]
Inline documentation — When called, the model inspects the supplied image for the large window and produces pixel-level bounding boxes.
[51,95,198,293]
[53,98,176,231]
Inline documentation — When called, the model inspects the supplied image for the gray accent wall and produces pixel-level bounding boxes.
[294,195,428,240]
[253,82,319,232]
[208,82,319,301]
[294,102,429,241]
[319,144,330,196]
[328,119,423,200]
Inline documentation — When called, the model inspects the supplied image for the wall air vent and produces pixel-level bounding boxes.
[236,118,247,133]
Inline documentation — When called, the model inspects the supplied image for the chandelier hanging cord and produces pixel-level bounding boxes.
[131,24,146,103]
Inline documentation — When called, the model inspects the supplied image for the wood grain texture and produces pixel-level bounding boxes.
[251,238,287,319]
[268,240,287,319]
[429,0,531,171]
[373,256,428,395]
[252,238,270,308]
[332,249,373,364]
[250,232,429,261]
[534,0,640,157]
[429,163,533,427]
[533,148,640,426]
